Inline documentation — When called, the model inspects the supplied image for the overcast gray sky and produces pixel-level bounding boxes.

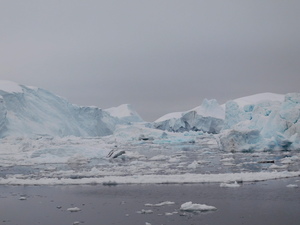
[1,1,300,121]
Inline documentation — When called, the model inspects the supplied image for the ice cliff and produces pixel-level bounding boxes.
[0,81,143,137]
[219,93,300,152]
[154,99,225,134]
[154,92,300,151]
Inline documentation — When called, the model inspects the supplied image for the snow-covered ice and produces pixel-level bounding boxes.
[180,201,217,212]
[67,207,81,212]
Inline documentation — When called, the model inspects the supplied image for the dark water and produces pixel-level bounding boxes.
[0,178,299,225]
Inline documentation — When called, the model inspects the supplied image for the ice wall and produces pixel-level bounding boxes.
[0,81,143,138]
[219,93,300,152]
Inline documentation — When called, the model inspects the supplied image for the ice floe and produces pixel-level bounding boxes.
[180,201,216,212]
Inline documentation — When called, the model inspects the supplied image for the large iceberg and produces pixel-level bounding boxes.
[219,93,300,152]
[0,81,143,137]
[154,99,225,134]
[153,92,300,152]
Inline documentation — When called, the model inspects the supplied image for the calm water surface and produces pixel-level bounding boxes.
[0,178,299,225]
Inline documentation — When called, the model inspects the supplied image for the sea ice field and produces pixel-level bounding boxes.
[0,127,299,185]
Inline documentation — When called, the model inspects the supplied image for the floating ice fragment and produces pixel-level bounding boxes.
[145,222,152,225]
[222,162,235,166]
[281,158,293,164]
[286,184,298,188]
[149,155,169,161]
[169,157,181,163]
[137,209,153,214]
[187,161,198,169]
[269,164,287,170]
[220,157,234,162]
[19,197,27,200]
[67,207,81,212]
[165,211,178,216]
[145,201,175,207]
[220,181,240,188]
[180,201,216,212]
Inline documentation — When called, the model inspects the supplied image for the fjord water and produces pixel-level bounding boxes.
[1,178,299,225]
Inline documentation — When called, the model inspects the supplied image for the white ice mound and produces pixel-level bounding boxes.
[0,80,143,138]
[220,93,300,151]
[104,104,143,123]
[154,99,225,134]
[180,201,217,212]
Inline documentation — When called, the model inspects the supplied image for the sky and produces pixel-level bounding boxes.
[1,1,300,121]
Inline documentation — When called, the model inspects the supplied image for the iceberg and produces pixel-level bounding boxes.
[0,81,143,138]
[153,92,300,152]
[220,93,300,151]
[154,99,225,134]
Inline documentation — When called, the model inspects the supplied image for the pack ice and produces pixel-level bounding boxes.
[0,80,143,137]
[0,81,299,186]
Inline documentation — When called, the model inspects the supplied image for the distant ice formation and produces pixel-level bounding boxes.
[220,93,300,152]
[0,80,299,152]
[154,99,225,134]
[0,80,143,137]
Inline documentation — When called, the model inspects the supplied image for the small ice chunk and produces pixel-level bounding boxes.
[165,211,178,216]
[220,181,240,188]
[222,162,235,166]
[67,207,81,212]
[269,164,287,170]
[286,184,298,188]
[169,157,181,163]
[145,222,152,225]
[281,158,293,164]
[145,201,175,207]
[137,209,153,214]
[220,157,234,162]
[73,222,80,225]
[187,161,198,169]
[180,201,216,212]
[19,197,27,200]
[149,155,169,161]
